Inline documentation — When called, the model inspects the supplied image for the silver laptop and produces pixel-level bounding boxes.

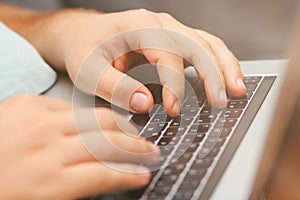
[44,17,300,200]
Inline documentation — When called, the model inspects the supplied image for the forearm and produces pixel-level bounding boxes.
[0,4,66,71]
[0,4,45,48]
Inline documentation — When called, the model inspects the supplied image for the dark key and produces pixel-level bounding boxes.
[215,118,237,127]
[164,127,187,137]
[157,106,166,114]
[150,186,171,196]
[158,137,173,146]
[179,179,201,190]
[198,147,220,158]
[130,114,150,128]
[189,124,211,133]
[180,108,200,116]
[227,100,248,109]
[171,152,193,164]
[191,157,214,168]
[141,131,160,138]
[209,127,232,138]
[193,81,206,99]
[174,144,191,155]
[150,114,171,123]
[146,83,163,104]
[220,110,243,118]
[160,145,174,157]
[157,174,179,184]
[185,168,207,179]
[145,134,160,142]
[166,163,186,174]
[200,104,222,115]
[170,117,194,127]
[185,143,199,152]
[122,187,147,199]
[230,91,253,100]
[144,123,168,133]
[194,114,217,123]
[203,137,226,148]
[246,83,257,92]
[163,163,186,175]
[173,192,194,200]
[182,133,205,144]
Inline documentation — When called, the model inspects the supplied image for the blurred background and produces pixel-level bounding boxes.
[1,0,298,60]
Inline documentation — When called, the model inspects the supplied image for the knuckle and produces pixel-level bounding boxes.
[135,8,153,17]
[157,12,173,20]
[211,35,226,47]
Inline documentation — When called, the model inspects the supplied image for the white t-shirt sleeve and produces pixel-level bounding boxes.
[0,22,57,101]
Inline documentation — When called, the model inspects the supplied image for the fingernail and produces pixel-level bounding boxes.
[172,100,181,116]
[236,77,246,89]
[130,92,150,112]
[137,166,151,184]
[219,88,228,107]
[148,142,160,162]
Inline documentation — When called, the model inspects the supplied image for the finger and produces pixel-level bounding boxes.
[58,163,151,199]
[142,49,185,117]
[7,95,73,111]
[112,52,134,73]
[154,13,228,108]
[56,108,139,136]
[65,131,159,164]
[123,28,185,117]
[194,30,246,97]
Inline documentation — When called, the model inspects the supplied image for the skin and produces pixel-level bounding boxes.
[0,4,247,199]
[0,4,246,117]
[0,95,159,200]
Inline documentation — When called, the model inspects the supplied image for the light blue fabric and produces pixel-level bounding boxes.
[0,22,57,101]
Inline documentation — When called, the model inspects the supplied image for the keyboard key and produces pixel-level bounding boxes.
[185,168,207,179]
[215,118,237,127]
[173,192,194,200]
[145,134,160,142]
[141,131,160,138]
[150,114,171,123]
[158,137,173,146]
[230,91,253,100]
[203,137,226,148]
[150,186,171,196]
[227,100,248,109]
[191,157,214,168]
[194,114,217,123]
[130,114,150,128]
[246,83,257,92]
[170,117,194,127]
[200,104,222,115]
[164,127,187,137]
[209,127,232,138]
[144,123,168,133]
[198,147,220,158]
[180,108,200,116]
[189,124,211,133]
[220,110,243,118]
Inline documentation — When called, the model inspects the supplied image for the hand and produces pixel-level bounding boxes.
[20,8,246,117]
[0,95,159,200]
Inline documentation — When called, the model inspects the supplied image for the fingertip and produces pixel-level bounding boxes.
[227,77,247,97]
[162,87,182,117]
[130,88,154,114]
[137,166,152,186]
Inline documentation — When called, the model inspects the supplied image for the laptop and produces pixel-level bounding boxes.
[44,17,300,200]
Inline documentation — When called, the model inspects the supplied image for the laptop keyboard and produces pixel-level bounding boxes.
[93,75,276,200]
